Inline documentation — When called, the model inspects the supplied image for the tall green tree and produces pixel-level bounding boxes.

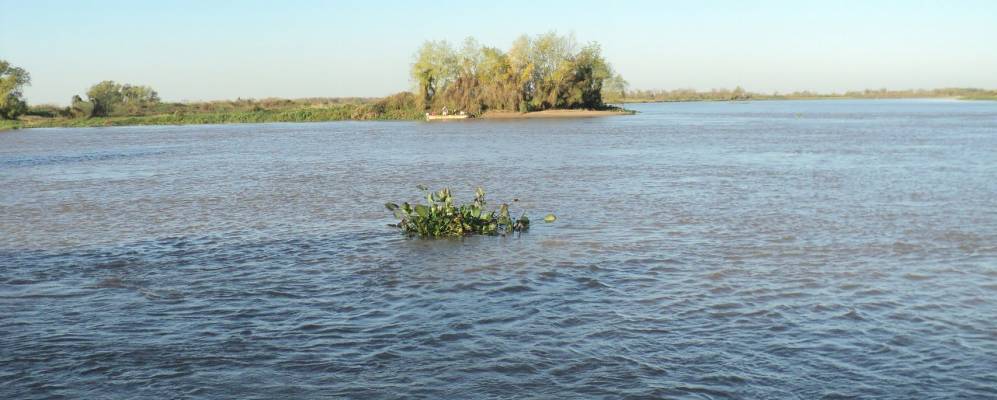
[0,60,31,119]
[602,74,629,103]
[69,95,95,118]
[120,84,160,114]
[86,81,124,116]
[80,80,159,117]
[569,43,612,108]
[731,85,748,100]
[506,35,536,112]
[411,32,622,114]
[527,32,576,110]
[412,40,456,110]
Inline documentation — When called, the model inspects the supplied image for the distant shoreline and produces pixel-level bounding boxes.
[613,94,997,104]
[616,96,995,104]
[0,107,636,131]
[2,97,992,132]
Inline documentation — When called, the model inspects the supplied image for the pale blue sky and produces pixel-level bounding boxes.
[3,0,996,104]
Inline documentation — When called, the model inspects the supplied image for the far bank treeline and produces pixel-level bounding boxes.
[4,30,997,130]
[1,33,625,129]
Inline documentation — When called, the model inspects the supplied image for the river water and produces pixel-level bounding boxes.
[2,100,995,399]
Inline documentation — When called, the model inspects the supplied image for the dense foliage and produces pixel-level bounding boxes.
[67,80,161,117]
[412,33,626,114]
[386,187,530,238]
[0,60,31,119]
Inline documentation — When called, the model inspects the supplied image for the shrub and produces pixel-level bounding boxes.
[70,95,95,118]
[386,187,529,238]
[26,104,68,118]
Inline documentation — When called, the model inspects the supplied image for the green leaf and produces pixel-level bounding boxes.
[385,202,398,211]
[415,204,429,218]
[544,214,557,223]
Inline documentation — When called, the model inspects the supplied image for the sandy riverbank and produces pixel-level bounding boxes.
[479,109,634,119]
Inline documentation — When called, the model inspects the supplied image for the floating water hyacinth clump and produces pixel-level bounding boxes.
[386,186,541,238]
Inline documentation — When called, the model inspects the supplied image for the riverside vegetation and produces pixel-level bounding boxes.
[386,187,535,238]
[4,36,997,130]
[1,32,627,130]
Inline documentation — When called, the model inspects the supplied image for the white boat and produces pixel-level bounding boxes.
[425,107,470,121]
[425,114,470,121]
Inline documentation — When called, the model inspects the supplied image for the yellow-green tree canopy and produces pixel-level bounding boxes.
[81,80,160,117]
[412,33,622,114]
[0,59,31,119]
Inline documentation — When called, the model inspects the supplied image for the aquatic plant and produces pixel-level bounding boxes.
[385,186,530,238]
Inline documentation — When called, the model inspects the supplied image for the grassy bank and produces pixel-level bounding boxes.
[16,106,422,129]
[1,95,425,131]
[1,104,636,131]
[2,93,638,131]
[480,109,635,119]
[5,89,993,132]
[0,119,23,131]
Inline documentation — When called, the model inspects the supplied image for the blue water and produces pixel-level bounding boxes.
[2,100,996,398]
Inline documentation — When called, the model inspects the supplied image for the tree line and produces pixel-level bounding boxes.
[1,59,163,120]
[412,33,626,114]
[616,87,997,103]
[69,81,160,118]
[6,51,997,124]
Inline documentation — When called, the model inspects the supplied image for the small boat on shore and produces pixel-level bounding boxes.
[425,114,470,121]
[425,106,470,121]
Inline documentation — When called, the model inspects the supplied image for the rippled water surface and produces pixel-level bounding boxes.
[2,100,996,399]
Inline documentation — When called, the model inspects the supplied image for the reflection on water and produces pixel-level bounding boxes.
[2,100,996,398]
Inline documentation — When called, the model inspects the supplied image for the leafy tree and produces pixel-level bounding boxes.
[731,86,748,101]
[122,84,159,104]
[507,35,535,112]
[70,95,95,118]
[412,40,456,110]
[411,32,622,114]
[527,32,576,109]
[602,74,629,103]
[86,81,124,116]
[0,59,31,119]
[79,80,159,117]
